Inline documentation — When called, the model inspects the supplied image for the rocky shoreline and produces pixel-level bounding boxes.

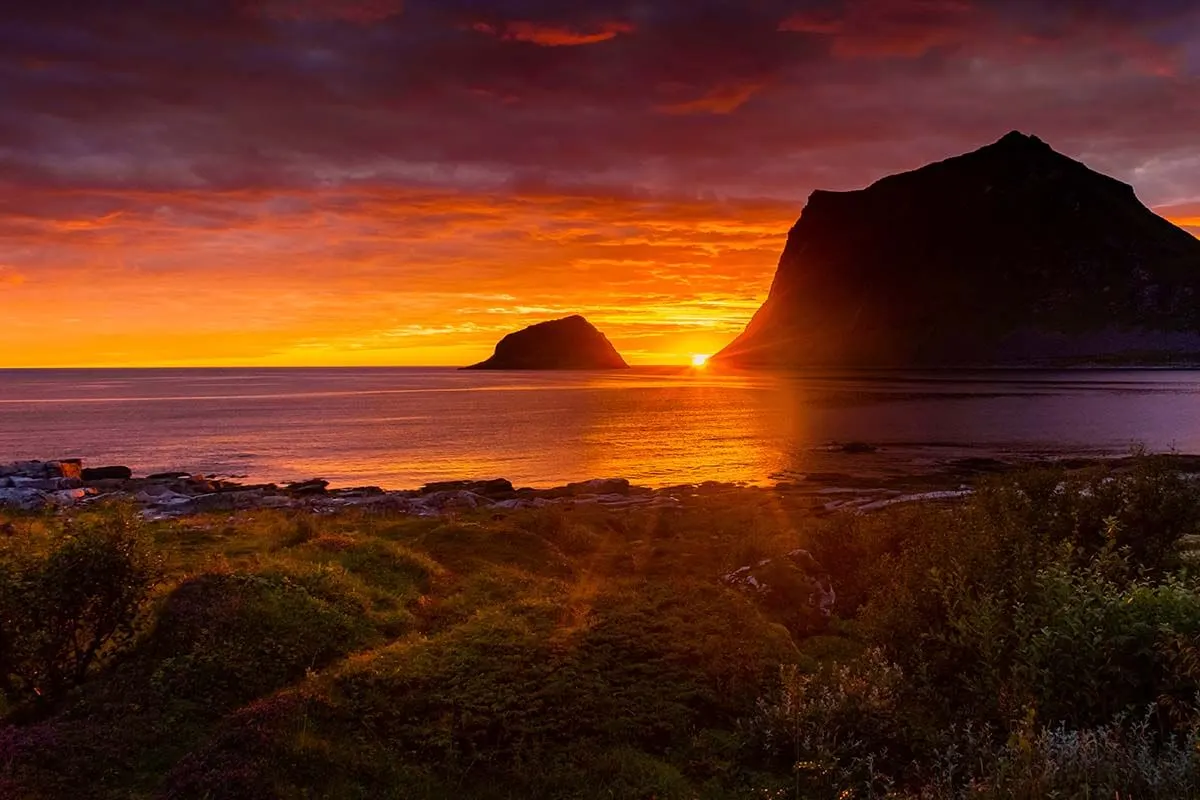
[5,452,1198,520]
[0,459,688,519]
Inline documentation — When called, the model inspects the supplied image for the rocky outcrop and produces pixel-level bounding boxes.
[0,459,668,519]
[723,549,836,631]
[464,315,629,370]
[715,131,1200,367]
[82,466,134,481]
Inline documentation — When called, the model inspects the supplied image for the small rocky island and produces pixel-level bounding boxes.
[464,314,629,370]
[715,131,1200,367]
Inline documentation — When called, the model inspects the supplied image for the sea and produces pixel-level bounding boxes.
[2,367,1199,489]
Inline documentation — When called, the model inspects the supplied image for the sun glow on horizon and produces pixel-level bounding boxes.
[691,353,711,368]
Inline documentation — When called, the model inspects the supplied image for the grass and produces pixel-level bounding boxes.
[4,456,1200,797]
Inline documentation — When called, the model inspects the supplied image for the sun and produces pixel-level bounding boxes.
[690,353,711,368]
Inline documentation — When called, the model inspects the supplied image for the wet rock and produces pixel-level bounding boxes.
[285,479,329,496]
[178,477,220,494]
[86,478,135,493]
[558,478,632,496]
[492,497,551,511]
[147,471,193,480]
[229,489,270,509]
[82,466,134,481]
[420,478,514,497]
[135,482,182,498]
[329,486,385,498]
[136,489,195,508]
[256,496,295,509]
[48,488,92,506]
[0,488,47,511]
[414,490,492,512]
[0,460,81,480]
[57,459,84,480]
[190,493,237,513]
[9,477,74,491]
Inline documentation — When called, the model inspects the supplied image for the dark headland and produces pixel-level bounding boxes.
[464,314,629,370]
[715,131,1200,368]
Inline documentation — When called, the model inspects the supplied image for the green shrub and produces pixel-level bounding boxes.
[906,712,1200,800]
[0,506,161,713]
[1015,565,1200,730]
[319,580,795,794]
[144,571,372,709]
[975,459,1200,577]
[417,523,573,578]
[847,465,1200,731]
[747,648,917,796]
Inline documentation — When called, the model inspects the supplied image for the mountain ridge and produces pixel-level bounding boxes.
[714,131,1200,368]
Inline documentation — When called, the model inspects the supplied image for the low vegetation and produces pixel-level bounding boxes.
[4,457,1200,798]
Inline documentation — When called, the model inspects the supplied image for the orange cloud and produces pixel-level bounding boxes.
[0,187,795,367]
[473,20,634,46]
[0,268,25,287]
[659,83,763,115]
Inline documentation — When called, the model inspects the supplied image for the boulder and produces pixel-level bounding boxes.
[135,489,195,508]
[86,478,136,493]
[0,488,46,511]
[415,490,492,512]
[328,486,386,498]
[420,478,514,497]
[256,496,296,509]
[284,479,329,496]
[190,493,238,513]
[0,460,79,480]
[56,459,84,480]
[47,488,92,506]
[723,548,836,631]
[9,477,70,491]
[82,466,134,481]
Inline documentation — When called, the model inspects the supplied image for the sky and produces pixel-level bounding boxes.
[2,0,1200,367]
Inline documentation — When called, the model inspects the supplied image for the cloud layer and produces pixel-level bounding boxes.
[1,0,1198,365]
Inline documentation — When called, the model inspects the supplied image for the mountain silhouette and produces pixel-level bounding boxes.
[464,315,629,370]
[715,131,1200,367]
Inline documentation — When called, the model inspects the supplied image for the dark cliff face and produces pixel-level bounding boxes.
[715,131,1200,367]
[464,315,629,370]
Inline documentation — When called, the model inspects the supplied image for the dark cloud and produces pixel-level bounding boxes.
[0,1,1197,203]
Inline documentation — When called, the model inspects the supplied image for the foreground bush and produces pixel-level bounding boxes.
[744,461,1200,795]
[0,507,160,714]
[6,460,1200,798]
[144,569,374,709]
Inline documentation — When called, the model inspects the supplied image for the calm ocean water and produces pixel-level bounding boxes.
[2,368,1199,488]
